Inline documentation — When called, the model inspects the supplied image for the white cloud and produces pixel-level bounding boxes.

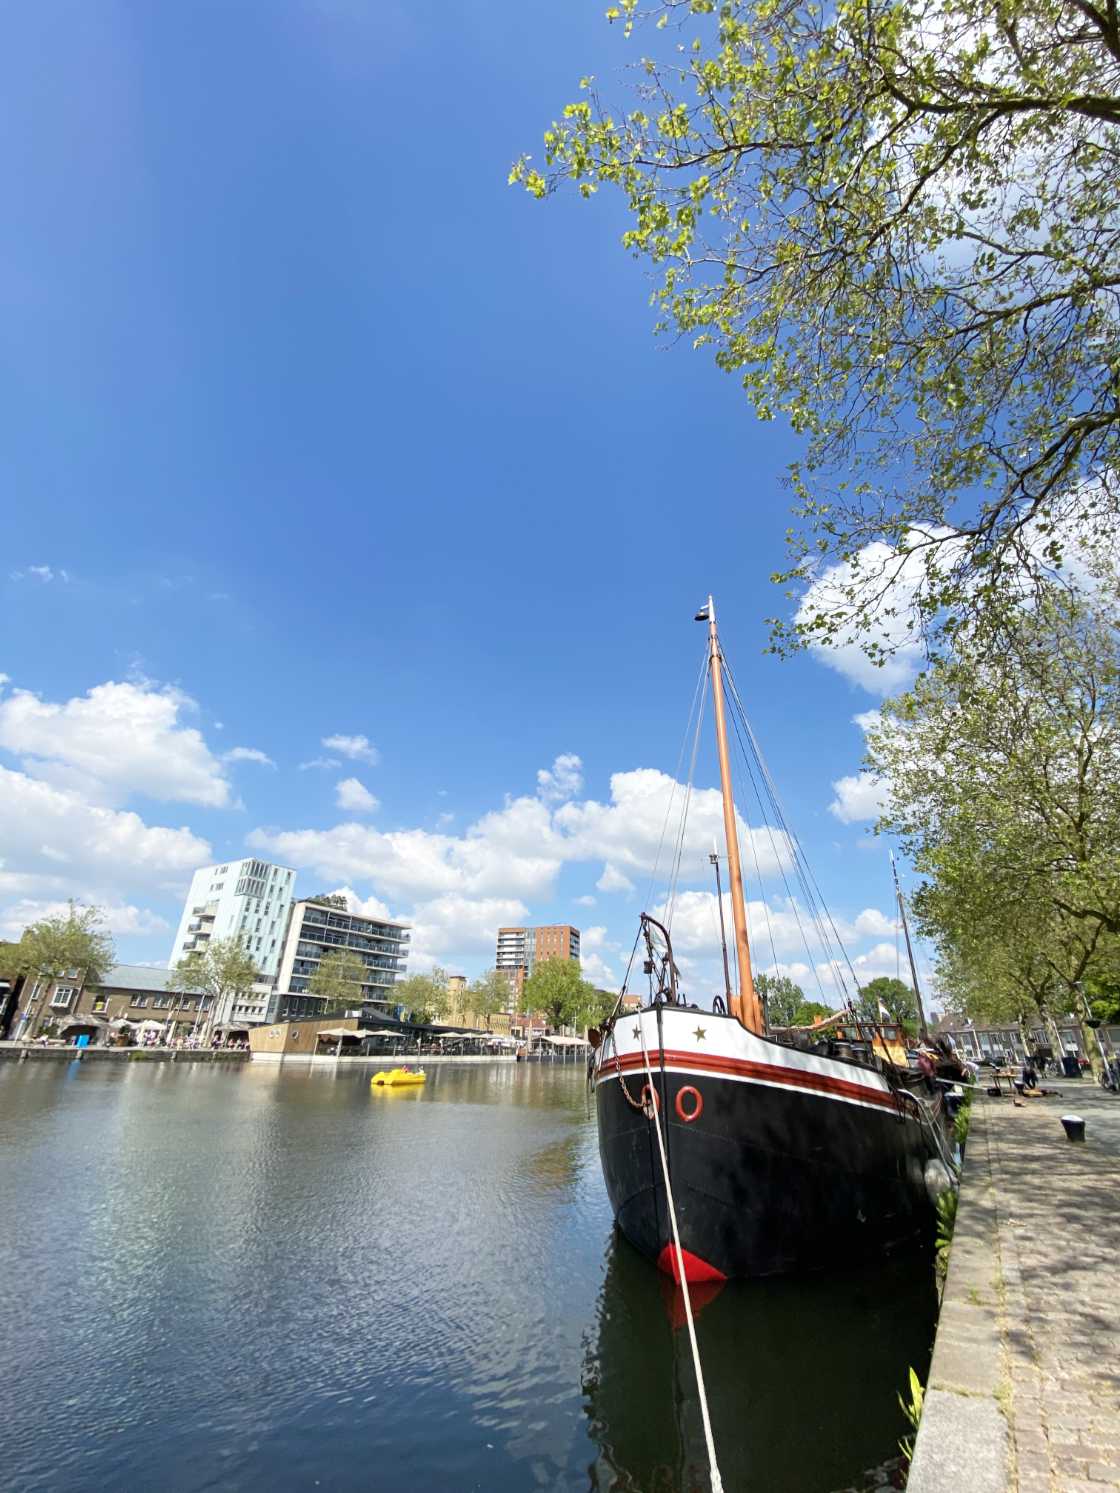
[224,746,275,768]
[335,777,379,814]
[299,757,340,771]
[574,894,597,908]
[853,907,895,938]
[554,769,795,884]
[829,773,887,824]
[331,886,398,923]
[0,765,211,910]
[10,565,70,584]
[581,950,619,989]
[250,769,794,939]
[536,752,584,803]
[0,679,231,807]
[0,898,170,940]
[795,533,960,694]
[407,894,531,968]
[322,734,379,765]
[596,864,635,894]
[849,941,906,983]
[666,890,820,963]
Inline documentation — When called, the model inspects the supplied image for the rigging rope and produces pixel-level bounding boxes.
[722,660,864,1005]
[636,1019,725,1493]
[643,646,710,922]
[666,680,707,933]
[721,672,837,1005]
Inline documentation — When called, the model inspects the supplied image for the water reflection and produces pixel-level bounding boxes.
[584,1234,937,1493]
[0,1060,934,1492]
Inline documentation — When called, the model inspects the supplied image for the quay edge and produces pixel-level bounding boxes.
[907,1097,1009,1493]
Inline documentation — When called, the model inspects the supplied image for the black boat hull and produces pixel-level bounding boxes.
[595,1012,943,1280]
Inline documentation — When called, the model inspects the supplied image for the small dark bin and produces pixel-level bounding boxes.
[1061,1053,1082,1078]
[1061,1114,1086,1142]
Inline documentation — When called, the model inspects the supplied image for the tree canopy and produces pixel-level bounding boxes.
[466,968,514,1029]
[857,976,919,1033]
[522,958,609,1031]
[306,893,348,910]
[866,579,1120,1053]
[756,972,834,1027]
[17,903,115,986]
[170,937,260,1020]
[396,967,453,1025]
[308,949,369,1013]
[516,0,1120,664]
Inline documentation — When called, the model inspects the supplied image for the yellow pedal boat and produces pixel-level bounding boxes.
[370,1067,427,1087]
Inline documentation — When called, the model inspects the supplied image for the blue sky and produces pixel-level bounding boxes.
[1,1,928,1002]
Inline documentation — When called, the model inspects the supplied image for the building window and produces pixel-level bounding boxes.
[132,995,149,1008]
[50,986,78,1009]
[91,995,108,1013]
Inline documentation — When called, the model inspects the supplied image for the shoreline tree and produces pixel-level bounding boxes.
[866,581,1120,1069]
[170,936,260,1043]
[756,972,833,1028]
[857,977,919,1035]
[521,958,603,1033]
[15,903,116,1037]
[515,0,1120,666]
[396,967,452,1026]
[467,968,514,1031]
[308,949,369,1014]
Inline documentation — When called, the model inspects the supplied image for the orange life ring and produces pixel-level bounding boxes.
[675,1085,703,1122]
[640,1083,660,1117]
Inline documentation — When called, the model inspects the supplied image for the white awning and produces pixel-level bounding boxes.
[539,1034,590,1047]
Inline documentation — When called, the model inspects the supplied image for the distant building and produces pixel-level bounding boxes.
[495,924,580,998]
[443,973,517,1035]
[275,897,410,1014]
[169,858,296,982]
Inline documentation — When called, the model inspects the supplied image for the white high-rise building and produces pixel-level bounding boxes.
[169,858,296,982]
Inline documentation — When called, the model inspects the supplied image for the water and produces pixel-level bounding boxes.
[0,1059,937,1491]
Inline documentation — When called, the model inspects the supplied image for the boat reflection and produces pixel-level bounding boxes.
[582,1233,937,1493]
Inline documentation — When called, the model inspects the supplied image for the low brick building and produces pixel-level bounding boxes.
[12,964,213,1044]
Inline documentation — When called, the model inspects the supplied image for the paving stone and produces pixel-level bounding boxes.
[909,1086,1120,1493]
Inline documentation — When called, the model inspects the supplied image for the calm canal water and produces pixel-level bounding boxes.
[0,1059,936,1491]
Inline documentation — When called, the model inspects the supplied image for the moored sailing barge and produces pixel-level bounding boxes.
[591,599,948,1281]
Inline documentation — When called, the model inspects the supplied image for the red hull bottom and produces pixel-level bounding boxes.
[656,1243,728,1284]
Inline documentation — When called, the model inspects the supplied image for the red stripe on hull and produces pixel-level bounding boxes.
[657,1243,727,1284]
[599,1048,898,1112]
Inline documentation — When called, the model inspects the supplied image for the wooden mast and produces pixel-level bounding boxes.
[702,596,764,1034]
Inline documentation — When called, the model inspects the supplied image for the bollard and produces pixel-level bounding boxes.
[1060,1114,1086,1142]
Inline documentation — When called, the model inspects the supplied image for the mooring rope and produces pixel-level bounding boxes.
[636,1019,725,1493]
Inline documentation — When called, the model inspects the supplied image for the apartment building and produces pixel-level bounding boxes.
[275,897,411,1012]
[495,924,581,998]
[169,858,296,981]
